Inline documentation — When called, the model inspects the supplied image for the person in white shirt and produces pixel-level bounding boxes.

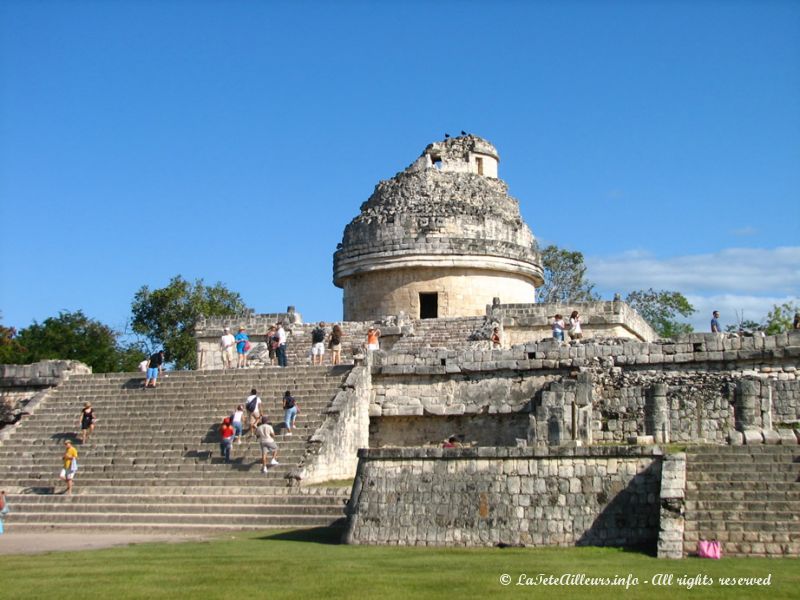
[276,323,288,367]
[568,310,583,340]
[245,389,262,436]
[219,327,236,369]
[552,315,566,342]
[231,405,245,444]
[255,416,279,473]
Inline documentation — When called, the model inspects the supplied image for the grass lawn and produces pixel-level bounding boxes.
[0,528,796,600]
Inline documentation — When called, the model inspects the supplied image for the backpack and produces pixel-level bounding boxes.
[246,396,258,413]
[312,327,325,343]
[284,395,295,409]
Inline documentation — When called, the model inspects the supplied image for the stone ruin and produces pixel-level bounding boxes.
[195,135,800,556]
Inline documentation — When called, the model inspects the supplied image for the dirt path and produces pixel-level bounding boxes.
[0,532,208,555]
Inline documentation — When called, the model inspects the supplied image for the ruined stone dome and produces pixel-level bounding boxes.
[333,135,544,320]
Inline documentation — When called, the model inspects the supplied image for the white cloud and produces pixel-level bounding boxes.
[730,226,759,237]
[684,294,798,332]
[586,246,800,332]
[587,246,800,296]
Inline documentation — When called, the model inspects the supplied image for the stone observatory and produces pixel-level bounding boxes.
[333,134,544,321]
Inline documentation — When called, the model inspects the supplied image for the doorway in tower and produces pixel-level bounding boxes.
[419,293,438,319]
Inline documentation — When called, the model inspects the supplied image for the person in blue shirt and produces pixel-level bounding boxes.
[710,311,721,333]
[235,326,250,368]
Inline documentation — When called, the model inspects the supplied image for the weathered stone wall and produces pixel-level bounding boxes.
[343,446,662,548]
[333,136,544,322]
[370,332,800,446]
[342,267,537,322]
[0,360,91,439]
[494,300,657,343]
[369,414,531,448]
[196,319,376,370]
[294,365,371,484]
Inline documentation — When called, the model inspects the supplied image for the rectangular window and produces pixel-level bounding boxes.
[475,156,484,175]
[419,293,438,319]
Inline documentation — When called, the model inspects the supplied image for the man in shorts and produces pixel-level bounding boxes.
[245,388,262,436]
[311,322,326,365]
[59,440,78,495]
[255,416,279,473]
[144,350,164,388]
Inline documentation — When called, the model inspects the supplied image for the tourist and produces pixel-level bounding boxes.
[219,327,236,369]
[231,404,245,444]
[311,322,326,366]
[282,390,298,436]
[366,326,381,351]
[245,389,262,435]
[235,326,250,368]
[276,323,288,368]
[59,440,78,495]
[552,315,566,342]
[255,416,279,473]
[711,311,722,333]
[568,311,583,340]
[442,436,460,448]
[219,417,235,463]
[491,327,501,348]
[78,402,96,445]
[793,313,799,330]
[144,350,165,388]
[329,324,343,365]
[266,325,278,366]
[0,490,8,534]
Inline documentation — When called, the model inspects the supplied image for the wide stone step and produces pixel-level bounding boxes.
[687,472,797,482]
[686,481,797,492]
[684,519,800,533]
[686,509,800,522]
[8,501,345,516]
[681,540,798,558]
[685,490,800,501]
[4,511,344,527]
[7,492,348,506]
[14,485,351,496]
[685,499,800,511]
[1,521,347,534]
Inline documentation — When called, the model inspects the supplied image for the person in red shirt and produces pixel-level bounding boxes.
[219,417,235,463]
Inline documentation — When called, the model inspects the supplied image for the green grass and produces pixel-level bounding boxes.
[0,528,797,600]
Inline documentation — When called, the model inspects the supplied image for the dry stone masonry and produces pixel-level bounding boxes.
[333,135,544,321]
[3,135,798,558]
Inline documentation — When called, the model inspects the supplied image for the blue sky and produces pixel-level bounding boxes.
[1,0,798,335]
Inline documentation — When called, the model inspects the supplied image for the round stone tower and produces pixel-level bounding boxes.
[333,135,544,321]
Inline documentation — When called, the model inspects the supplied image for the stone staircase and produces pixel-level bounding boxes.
[683,445,800,557]
[0,366,353,533]
[388,317,486,353]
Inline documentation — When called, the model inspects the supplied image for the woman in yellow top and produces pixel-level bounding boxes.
[59,440,78,495]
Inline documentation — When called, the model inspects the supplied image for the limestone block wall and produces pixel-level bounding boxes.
[343,446,662,548]
[295,365,371,484]
[0,360,91,439]
[370,332,800,446]
[342,266,537,322]
[494,300,657,343]
[196,319,376,370]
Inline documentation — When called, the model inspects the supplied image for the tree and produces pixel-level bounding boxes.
[537,245,599,304]
[0,321,21,365]
[725,319,762,334]
[763,301,799,335]
[1,310,144,372]
[131,276,249,370]
[625,288,696,338]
